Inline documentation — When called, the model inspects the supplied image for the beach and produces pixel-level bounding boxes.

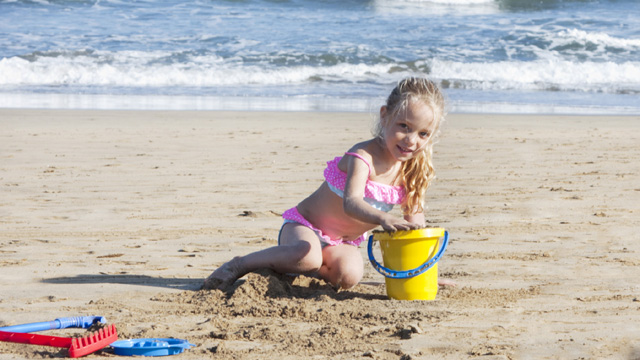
[1,109,639,359]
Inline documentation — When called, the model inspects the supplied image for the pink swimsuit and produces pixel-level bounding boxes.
[281,152,406,247]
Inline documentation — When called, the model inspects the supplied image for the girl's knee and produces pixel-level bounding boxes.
[341,258,364,289]
[335,268,363,290]
[324,251,363,289]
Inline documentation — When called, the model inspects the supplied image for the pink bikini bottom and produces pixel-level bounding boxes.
[278,207,366,247]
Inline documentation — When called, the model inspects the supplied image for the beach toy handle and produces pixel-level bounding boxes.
[0,316,107,333]
[367,231,448,279]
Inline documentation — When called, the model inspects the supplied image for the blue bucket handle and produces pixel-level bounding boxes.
[367,230,449,279]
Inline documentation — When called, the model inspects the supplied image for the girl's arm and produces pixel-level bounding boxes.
[342,154,421,232]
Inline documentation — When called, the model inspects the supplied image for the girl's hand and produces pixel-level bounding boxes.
[380,215,423,232]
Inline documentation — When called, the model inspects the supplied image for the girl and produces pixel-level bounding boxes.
[203,77,447,291]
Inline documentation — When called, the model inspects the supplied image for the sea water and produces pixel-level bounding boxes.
[0,0,638,114]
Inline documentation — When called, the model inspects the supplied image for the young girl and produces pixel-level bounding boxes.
[203,77,447,291]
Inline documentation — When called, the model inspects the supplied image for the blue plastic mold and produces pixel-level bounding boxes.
[110,338,195,357]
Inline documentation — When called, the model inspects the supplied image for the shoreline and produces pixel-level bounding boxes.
[3,107,640,121]
[2,92,640,115]
[1,109,639,359]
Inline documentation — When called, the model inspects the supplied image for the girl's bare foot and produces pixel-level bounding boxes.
[202,256,246,290]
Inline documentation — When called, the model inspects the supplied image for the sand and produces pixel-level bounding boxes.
[1,109,639,359]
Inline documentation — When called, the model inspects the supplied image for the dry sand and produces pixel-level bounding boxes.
[1,109,639,359]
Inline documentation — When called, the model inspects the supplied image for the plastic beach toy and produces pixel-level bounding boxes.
[0,316,118,358]
[0,316,107,333]
[110,338,195,357]
[368,228,449,300]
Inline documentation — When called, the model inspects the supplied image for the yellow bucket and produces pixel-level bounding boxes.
[367,228,449,300]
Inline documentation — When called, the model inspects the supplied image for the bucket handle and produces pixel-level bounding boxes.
[367,230,449,279]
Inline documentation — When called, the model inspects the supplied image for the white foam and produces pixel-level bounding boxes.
[430,58,640,93]
[420,0,493,3]
[387,0,494,4]
[558,29,640,49]
[1,48,639,96]
[0,51,394,87]
[372,0,498,15]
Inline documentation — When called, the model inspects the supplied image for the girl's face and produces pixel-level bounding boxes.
[380,100,437,162]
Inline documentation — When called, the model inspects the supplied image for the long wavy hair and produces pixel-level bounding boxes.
[374,77,446,214]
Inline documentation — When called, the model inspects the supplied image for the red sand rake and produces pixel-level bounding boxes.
[0,316,118,358]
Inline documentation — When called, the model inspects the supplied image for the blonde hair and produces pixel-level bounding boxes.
[374,77,446,214]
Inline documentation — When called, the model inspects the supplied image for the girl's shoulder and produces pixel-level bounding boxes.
[345,139,379,160]
[346,139,375,153]
[340,139,379,170]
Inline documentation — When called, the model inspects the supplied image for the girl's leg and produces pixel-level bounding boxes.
[202,223,323,290]
[318,244,363,290]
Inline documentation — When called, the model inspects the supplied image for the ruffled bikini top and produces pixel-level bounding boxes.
[324,152,406,212]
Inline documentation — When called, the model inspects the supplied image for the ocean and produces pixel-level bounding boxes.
[1,0,639,114]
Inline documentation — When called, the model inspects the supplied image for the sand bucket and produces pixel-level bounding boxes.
[367,228,449,300]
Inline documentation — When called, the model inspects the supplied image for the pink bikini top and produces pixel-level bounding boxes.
[323,152,406,210]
